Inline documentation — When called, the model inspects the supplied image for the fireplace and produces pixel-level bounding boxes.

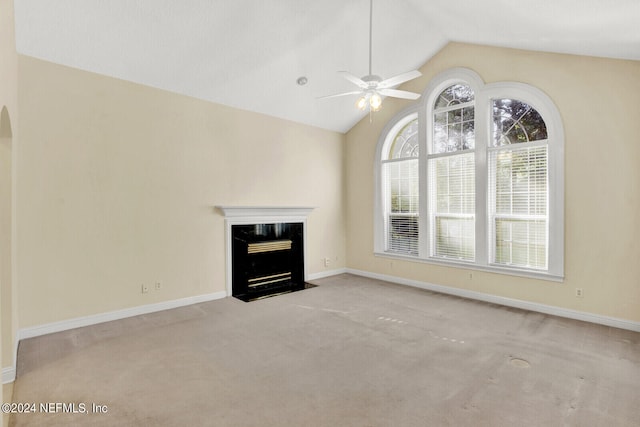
[217,206,315,301]
[232,223,307,301]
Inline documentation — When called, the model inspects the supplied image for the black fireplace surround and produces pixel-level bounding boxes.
[232,222,309,302]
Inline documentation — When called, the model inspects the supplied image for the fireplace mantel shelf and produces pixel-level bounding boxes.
[217,206,315,218]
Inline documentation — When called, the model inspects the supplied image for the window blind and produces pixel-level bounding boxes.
[428,152,475,261]
[383,159,419,255]
[489,145,548,269]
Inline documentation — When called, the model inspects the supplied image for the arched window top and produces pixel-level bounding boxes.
[492,99,548,146]
[379,112,419,161]
[434,84,474,109]
[432,84,475,154]
[388,118,419,159]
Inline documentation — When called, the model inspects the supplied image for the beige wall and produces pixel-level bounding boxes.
[8,40,640,361]
[1,0,18,406]
[346,42,640,323]
[16,56,346,328]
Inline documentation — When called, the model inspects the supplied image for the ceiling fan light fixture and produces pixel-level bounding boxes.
[356,91,382,111]
[356,95,369,110]
[370,92,382,111]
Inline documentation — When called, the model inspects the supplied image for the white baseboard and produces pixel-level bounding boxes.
[346,268,640,333]
[2,367,15,384]
[18,291,227,341]
[307,268,348,281]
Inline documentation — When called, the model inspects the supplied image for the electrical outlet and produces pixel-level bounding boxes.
[324,257,330,267]
[575,288,584,298]
[141,284,149,294]
[155,282,162,291]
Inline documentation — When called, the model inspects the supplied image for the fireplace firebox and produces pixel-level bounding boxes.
[231,222,309,301]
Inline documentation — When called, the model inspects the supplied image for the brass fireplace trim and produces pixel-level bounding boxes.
[247,239,292,254]
[248,272,292,288]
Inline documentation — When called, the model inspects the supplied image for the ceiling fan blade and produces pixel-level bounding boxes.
[338,71,368,89]
[378,88,421,100]
[378,70,422,89]
[317,90,363,100]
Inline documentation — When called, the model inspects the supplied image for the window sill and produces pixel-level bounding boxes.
[374,251,564,283]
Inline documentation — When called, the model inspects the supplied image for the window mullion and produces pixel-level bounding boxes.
[418,107,429,258]
[474,94,489,266]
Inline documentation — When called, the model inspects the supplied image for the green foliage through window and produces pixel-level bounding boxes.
[492,99,547,146]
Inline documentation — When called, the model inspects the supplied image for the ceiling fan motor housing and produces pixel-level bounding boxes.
[362,75,383,88]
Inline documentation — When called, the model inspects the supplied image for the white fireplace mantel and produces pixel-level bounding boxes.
[217,206,314,220]
[217,206,315,296]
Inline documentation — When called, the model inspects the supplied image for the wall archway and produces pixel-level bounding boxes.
[0,106,12,138]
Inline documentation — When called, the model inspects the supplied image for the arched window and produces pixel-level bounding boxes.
[374,69,564,280]
[489,99,549,269]
[380,114,419,255]
[428,83,476,261]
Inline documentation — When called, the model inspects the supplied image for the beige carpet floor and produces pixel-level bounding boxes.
[9,274,640,426]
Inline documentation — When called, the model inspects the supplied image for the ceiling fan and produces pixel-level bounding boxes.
[319,0,422,112]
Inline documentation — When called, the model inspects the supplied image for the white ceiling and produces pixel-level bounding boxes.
[14,0,640,133]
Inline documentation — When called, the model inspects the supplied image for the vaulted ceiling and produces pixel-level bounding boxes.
[14,0,640,133]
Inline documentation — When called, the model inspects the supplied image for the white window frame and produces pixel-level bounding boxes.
[374,109,420,255]
[374,68,564,281]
